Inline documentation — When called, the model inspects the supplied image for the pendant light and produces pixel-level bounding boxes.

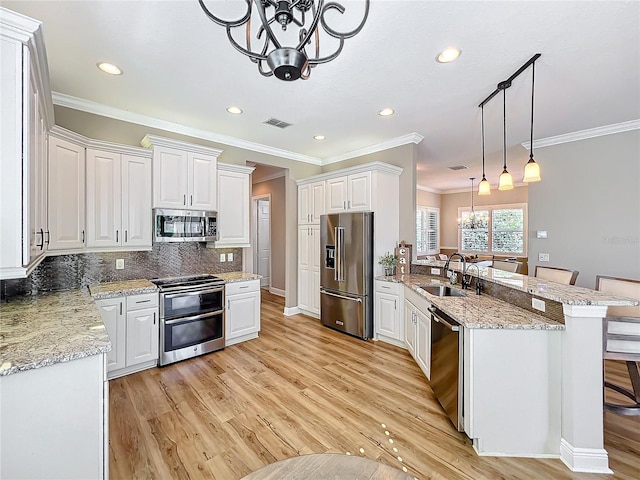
[498,88,514,190]
[478,104,491,195]
[458,177,485,229]
[523,60,541,182]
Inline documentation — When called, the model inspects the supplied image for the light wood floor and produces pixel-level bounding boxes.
[109,290,640,479]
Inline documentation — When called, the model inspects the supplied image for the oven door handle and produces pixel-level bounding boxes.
[163,287,224,299]
[163,310,224,325]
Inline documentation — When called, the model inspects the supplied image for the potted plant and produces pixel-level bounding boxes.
[379,252,399,276]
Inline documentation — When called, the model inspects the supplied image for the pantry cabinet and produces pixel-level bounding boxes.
[141,135,222,211]
[225,279,261,346]
[0,10,54,279]
[297,224,321,316]
[216,163,255,247]
[86,147,152,249]
[298,180,325,224]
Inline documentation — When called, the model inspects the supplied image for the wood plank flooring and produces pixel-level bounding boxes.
[109,290,640,479]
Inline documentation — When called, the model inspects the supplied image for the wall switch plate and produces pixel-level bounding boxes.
[115,259,124,270]
[431,268,441,275]
[220,253,226,262]
[227,252,234,262]
[539,253,550,262]
[532,297,546,312]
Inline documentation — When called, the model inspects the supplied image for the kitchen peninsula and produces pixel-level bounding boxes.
[376,260,639,473]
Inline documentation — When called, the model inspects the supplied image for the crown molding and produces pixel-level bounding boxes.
[416,184,442,194]
[141,134,223,157]
[218,162,255,174]
[253,171,286,183]
[296,161,403,186]
[52,92,323,165]
[522,119,640,150]
[322,133,424,166]
[50,125,152,156]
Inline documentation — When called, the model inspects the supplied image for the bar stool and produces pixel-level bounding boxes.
[534,265,579,285]
[493,260,523,273]
[596,275,640,415]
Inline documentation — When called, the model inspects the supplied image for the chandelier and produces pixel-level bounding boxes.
[458,177,488,230]
[198,0,370,81]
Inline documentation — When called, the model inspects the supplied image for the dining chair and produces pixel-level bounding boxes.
[596,275,640,415]
[534,265,579,285]
[492,260,523,273]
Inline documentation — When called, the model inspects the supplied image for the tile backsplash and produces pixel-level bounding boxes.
[1,244,242,299]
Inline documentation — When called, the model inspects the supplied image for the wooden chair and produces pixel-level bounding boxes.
[596,275,640,415]
[534,265,579,285]
[492,260,523,273]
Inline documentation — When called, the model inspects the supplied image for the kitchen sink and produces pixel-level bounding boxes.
[418,284,467,297]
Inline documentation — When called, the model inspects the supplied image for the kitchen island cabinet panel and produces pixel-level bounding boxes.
[96,297,126,371]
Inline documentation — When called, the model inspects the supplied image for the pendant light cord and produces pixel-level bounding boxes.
[481,105,486,177]
[503,89,507,170]
[529,61,535,158]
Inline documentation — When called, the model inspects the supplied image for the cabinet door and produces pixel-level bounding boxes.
[152,146,188,208]
[416,308,431,379]
[376,292,400,340]
[226,291,260,341]
[48,136,86,250]
[298,267,311,311]
[126,307,159,366]
[216,168,250,246]
[298,184,311,224]
[310,181,325,223]
[326,176,348,213]
[122,155,152,247]
[86,149,121,247]
[298,226,311,269]
[311,269,321,314]
[310,224,321,270]
[347,171,371,211]
[404,300,416,357]
[188,152,217,211]
[95,298,126,372]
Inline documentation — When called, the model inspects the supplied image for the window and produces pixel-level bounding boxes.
[458,203,527,256]
[416,206,439,255]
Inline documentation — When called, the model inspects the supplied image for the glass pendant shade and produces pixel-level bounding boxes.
[478,177,491,195]
[498,169,514,190]
[523,157,541,182]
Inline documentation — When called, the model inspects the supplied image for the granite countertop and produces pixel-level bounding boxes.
[378,274,564,330]
[216,272,262,283]
[89,279,157,299]
[0,289,111,377]
[412,260,639,306]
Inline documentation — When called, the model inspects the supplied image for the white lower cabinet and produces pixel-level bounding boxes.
[404,286,431,380]
[95,292,158,379]
[374,280,404,347]
[225,279,261,346]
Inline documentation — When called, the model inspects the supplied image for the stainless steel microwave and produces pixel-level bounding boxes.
[153,209,217,243]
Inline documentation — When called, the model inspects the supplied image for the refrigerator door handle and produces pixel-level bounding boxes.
[320,288,363,303]
[336,226,345,282]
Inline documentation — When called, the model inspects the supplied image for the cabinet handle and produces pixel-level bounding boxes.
[45,230,50,245]
[381,285,390,289]
[120,302,123,315]
[135,299,151,303]
[183,194,186,205]
[82,230,85,243]
[348,200,351,209]
[116,230,119,243]
[394,299,397,310]
[227,299,230,310]
[343,201,346,209]
[153,312,156,325]
[37,228,44,249]
[125,230,128,243]
[239,285,249,289]
[190,195,193,206]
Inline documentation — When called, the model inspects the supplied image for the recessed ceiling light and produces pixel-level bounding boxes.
[378,108,394,116]
[436,47,461,63]
[313,135,326,140]
[226,106,243,115]
[97,62,123,75]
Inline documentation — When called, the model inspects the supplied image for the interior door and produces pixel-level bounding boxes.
[257,199,270,287]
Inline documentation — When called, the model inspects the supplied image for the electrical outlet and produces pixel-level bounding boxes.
[532,297,546,312]
[227,252,234,262]
[220,253,226,262]
[538,253,550,262]
[115,259,124,270]
[431,268,441,275]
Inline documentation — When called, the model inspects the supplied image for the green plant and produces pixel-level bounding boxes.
[378,252,399,267]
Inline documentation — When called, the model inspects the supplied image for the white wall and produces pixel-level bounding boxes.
[528,129,640,288]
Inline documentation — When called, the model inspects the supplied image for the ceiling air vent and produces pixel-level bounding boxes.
[263,117,292,129]
[448,165,469,171]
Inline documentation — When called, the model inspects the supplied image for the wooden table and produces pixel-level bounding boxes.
[241,453,415,479]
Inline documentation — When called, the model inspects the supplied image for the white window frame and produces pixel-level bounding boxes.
[416,206,440,256]
[457,203,527,256]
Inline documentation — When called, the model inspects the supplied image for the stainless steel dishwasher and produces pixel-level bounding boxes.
[429,305,464,431]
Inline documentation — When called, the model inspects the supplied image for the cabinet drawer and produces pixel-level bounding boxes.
[225,279,260,296]
[126,292,158,311]
[375,280,401,295]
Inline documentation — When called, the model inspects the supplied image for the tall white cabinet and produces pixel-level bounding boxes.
[0,9,54,279]
[141,134,222,211]
[216,163,255,247]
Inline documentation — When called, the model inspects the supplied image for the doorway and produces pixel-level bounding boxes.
[252,195,271,288]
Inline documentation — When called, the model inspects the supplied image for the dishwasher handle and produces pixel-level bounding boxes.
[428,306,460,332]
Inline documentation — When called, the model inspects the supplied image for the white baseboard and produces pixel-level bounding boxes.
[269,286,285,297]
[560,438,612,474]
[283,306,300,316]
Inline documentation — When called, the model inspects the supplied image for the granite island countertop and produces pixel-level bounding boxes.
[0,289,111,376]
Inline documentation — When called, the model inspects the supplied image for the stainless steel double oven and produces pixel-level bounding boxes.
[152,275,225,366]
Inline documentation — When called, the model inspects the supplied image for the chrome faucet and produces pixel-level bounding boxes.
[464,263,483,294]
[444,253,466,286]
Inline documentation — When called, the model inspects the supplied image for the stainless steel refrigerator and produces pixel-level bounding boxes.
[320,212,373,340]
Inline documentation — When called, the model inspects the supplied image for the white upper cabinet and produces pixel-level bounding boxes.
[326,171,371,214]
[47,134,86,251]
[325,176,348,213]
[141,135,222,211]
[0,10,54,279]
[86,146,152,249]
[298,180,325,224]
[216,163,254,248]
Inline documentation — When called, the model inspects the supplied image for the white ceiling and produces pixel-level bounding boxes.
[4,0,639,191]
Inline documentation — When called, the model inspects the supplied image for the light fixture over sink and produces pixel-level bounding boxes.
[198,0,370,81]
